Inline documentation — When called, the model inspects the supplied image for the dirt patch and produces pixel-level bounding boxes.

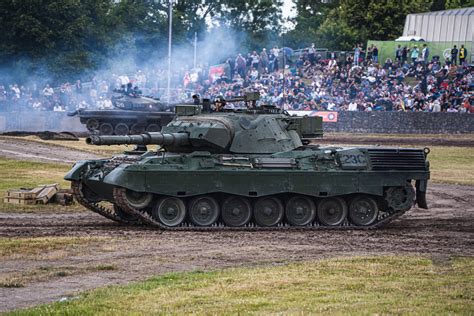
[0,182,472,312]
[0,138,100,164]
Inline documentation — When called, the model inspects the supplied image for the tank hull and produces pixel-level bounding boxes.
[66,146,429,229]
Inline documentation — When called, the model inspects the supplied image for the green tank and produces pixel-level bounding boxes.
[65,101,430,230]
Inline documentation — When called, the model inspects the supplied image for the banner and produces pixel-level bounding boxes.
[208,64,227,82]
[287,110,338,122]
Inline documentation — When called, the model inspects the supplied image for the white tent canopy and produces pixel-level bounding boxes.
[402,7,473,42]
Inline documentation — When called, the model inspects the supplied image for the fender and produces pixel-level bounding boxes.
[416,180,428,209]
[64,161,90,181]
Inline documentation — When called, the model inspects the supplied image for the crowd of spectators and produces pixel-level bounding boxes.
[0,43,472,113]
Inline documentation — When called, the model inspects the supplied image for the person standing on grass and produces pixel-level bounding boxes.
[422,44,429,64]
[395,45,402,62]
[372,45,379,64]
[459,45,466,65]
[451,45,458,65]
[411,46,419,64]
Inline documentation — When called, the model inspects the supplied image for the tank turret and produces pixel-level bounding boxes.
[85,105,323,154]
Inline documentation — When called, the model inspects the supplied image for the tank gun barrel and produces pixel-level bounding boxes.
[86,132,189,146]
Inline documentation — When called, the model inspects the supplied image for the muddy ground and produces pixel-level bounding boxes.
[0,135,473,312]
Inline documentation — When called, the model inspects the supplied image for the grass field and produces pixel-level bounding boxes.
[7,256,473,315]
[0,158,82,212]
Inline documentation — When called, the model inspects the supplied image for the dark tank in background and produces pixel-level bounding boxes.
[65,101,430,230]
[68,92,175,135]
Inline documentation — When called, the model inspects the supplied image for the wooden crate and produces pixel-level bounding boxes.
[36,184,59,204]
[3,197,37,205]
[6,189,38,200]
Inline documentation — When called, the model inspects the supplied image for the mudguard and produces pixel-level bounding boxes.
[64,161,90,181]
[416,180,428,209]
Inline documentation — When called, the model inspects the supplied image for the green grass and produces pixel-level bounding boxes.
[0,237,103,258]
[0,158,80,212]
[7,256,473,315]
[429,146,474,185]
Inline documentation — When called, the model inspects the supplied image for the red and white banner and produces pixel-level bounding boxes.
[287,110,338,122]
[208,64,226,82]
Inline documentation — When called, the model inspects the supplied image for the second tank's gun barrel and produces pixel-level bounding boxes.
[86,132,189,146]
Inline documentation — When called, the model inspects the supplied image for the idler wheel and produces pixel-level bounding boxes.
[317,197,347,226]
[114,204,140,222]
[222,196,252,227]
[285,196,316,226]
[124,189,153,209]
[254,197,284,227]
[130,124,146,134]
[99,123,114,135]
[146,123,161,132]
[114,123,130,135]
[349,196,379,226]
[153,197,186,227]
[189,196,220,226]
[86,119,100,131]
[384,185,415,211]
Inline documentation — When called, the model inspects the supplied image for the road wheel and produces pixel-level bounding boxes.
[221,196,252,227]
[86,119,100,131]
[349,196,379,226]
[146,123,161,132]
[254,197,284,227]
[189,196,220,226]
[285,196,316,226]
[130,124,145,134]
[152,197,186,227]
[114,123,130,135]
[123,189,153,209]
[99,123,113,135]
[317,197,347,226]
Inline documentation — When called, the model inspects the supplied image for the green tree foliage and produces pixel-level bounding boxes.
[0,0,118,81]
[285,0,339,48]
[0,0,284,81]
[217,0,283,51]
[445,0,474,9]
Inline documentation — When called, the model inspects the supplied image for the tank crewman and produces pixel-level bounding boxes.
[212,96,225,112]
[192,94,200,105]
[126,82,133,96]
[131,86,142,97]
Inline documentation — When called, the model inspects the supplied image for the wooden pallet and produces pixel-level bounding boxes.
[3,197,37,205]
[4,183,60,205]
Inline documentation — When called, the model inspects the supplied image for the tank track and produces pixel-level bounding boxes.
[71,181,141,225]
[112,187,408,231]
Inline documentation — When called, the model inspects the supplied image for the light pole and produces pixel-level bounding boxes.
[166,0,174,105]
[193,32,197,69]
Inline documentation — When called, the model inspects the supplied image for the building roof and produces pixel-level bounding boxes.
[409,7,473,16]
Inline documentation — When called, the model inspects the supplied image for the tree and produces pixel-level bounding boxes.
[0,0,119,82]
[311,0,434,50]
[216,0,284,51]
[285,0,340,48]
